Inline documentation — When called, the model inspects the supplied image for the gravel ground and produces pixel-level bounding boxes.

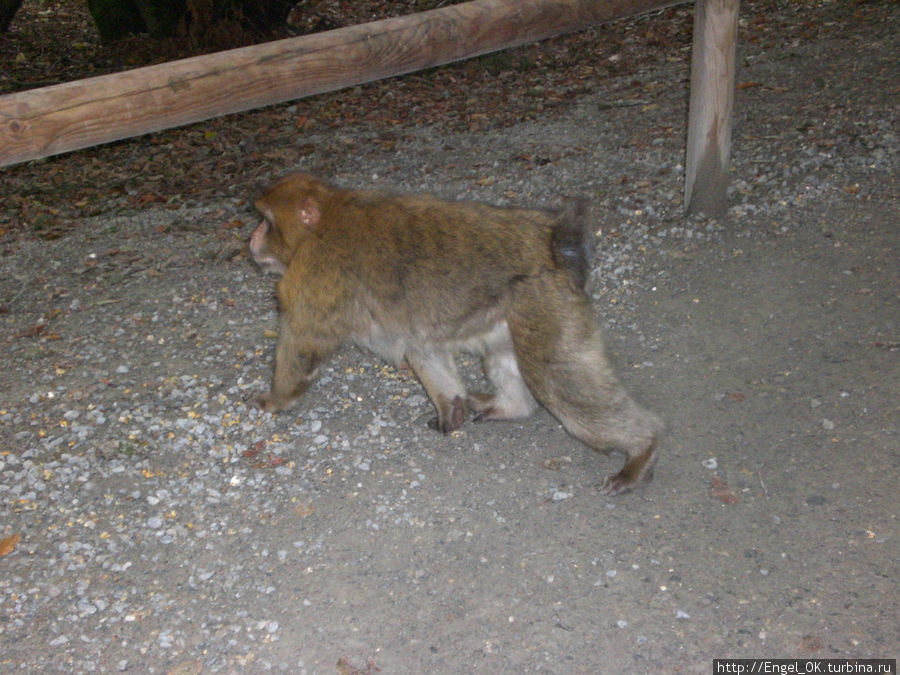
[1,1,898,673]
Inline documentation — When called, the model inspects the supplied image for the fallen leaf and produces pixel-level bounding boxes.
[541,456,572,471]
[166,660,204,675]
[251,454,286,469]
[294,503,315,518]
[129,192,166,207]
[799,634,824,652]
[337,656,380,675]
[16,323,45,338]
[710,475,738,504]
[243,440,265,458]
[872,341,899,351]
[0,533,21,558]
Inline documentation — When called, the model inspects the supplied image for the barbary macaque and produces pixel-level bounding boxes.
[249,173,662,495]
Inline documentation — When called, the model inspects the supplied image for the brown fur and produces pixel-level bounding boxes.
[249,173,662,495]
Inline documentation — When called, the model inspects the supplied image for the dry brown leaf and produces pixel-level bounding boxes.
[166,660,204,675]
[337,656,380,675]
[242,440,265,458]
[294,503,315,518]
[710,475,739,504]
[0,533,21,558]
[799,634,824,652]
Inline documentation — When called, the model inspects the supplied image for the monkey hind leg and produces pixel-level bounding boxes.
[508,285,662,495]
[550,370,661,496]
[563,391,662,496]
[469,329,538,423]
[405,347,468,434]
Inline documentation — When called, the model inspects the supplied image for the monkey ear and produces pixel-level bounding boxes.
[298,198,321,229]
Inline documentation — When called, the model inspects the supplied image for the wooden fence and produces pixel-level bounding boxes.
[0,0,739,215]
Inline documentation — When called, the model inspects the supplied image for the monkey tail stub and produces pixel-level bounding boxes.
[551,197,595,291]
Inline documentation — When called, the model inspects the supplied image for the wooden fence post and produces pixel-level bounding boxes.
[683,0,739,217]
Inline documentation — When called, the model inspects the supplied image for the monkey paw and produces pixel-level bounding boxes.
[427,395,466,434]
[471,410,492,424]
[600,464,656,496]
[248,392,282,413]
[599,472,633,496]
[468,393,496,424]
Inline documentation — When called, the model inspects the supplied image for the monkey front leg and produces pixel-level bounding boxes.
[257,329,329,412]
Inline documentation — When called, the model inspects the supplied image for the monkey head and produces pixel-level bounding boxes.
[250,173,328,275]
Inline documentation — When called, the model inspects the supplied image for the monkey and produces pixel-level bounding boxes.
[249,173,662,495]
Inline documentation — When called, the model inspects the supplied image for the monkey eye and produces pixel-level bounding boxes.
[270,227,285,245]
